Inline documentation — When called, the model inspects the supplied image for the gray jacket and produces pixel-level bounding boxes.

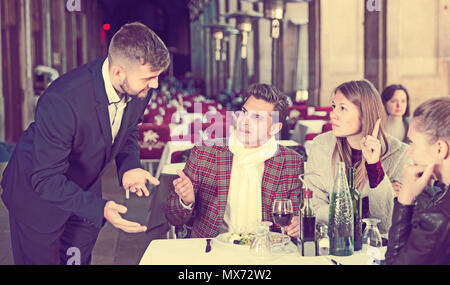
[304,131,409,233]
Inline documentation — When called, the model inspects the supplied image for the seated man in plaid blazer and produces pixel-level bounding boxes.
[165,84,303,238]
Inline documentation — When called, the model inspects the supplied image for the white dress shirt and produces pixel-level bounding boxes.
[101,59,132,143]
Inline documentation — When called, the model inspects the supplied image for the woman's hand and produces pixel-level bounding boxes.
[361,118,382,164]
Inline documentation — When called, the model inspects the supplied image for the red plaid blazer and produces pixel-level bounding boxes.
[165,139,304,238]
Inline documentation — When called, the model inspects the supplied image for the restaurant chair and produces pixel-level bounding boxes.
[138,123,171,176]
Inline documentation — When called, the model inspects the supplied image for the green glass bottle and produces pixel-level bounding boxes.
[348,167,362,251]
[328,162,354,256]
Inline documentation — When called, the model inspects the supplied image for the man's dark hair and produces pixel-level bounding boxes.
[244,83,291,125]
[108,22,170,72]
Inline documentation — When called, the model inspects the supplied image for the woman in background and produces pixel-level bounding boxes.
[381,84,411,143]
[305,80,409,234]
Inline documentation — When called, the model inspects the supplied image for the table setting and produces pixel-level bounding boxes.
[142,145,388,266]
[139,236,386,265]
[140,196,387,265]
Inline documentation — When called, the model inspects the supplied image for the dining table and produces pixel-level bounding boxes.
[139,237,387,265]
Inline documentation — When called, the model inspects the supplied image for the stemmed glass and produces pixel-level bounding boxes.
[362,218,383,250]
[272,198,293,252]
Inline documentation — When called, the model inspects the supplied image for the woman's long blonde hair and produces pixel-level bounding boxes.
[333,80,389,190]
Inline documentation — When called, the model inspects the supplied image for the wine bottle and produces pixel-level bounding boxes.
[299,190,318,256]
[301,190,316,242]
[328,162,354,256]
[348,167,362,251]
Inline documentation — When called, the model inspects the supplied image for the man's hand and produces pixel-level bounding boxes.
[122,168,160,197]
[104,201,147,233]
[398,163,435,205]
[285,216,300,238]
[173,170,195,205]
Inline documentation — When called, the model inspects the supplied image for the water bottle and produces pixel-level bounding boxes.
[328,161,354,256]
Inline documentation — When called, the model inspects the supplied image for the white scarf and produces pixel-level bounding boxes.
[224,130,278,233]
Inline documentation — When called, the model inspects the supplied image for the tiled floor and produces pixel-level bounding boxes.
[0,162,167,265]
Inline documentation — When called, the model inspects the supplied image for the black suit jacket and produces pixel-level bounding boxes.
[1,59,150,232]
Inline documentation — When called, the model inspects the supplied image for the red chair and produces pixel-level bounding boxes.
[293,100,308,105]
[304,121,332,142]
[171,150,190,163]
[138,123,171,174]
[162,107,178,123]
[315,106,333,113]
[288,105,309,130]
[143,106,159,123]
[304,114,330,120]
[322,122,332,133]
[143,102,167,123]
[304,133,320,141]
[186,102,221,114]
[183,93,198,102]
[310,106,332,120]
[288,105,308,119]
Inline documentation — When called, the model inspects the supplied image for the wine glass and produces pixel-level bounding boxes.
[362,218,382,250]
[272,198,293,252]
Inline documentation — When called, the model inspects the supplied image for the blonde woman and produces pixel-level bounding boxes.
[305,80,409,234]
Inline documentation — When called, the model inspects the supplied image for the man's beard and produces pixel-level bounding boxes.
[118,78,149,100]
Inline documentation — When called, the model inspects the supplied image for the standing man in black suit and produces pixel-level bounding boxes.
[0,22,170,265]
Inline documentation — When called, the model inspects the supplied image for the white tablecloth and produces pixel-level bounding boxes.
[139,238,386,265]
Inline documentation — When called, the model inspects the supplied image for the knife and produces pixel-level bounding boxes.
[205,238,212,253]
[327,257,343,265]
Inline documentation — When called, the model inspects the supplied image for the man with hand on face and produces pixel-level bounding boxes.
[165,84,303,238]
[1,22,169,265]
[386,97,450,265]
